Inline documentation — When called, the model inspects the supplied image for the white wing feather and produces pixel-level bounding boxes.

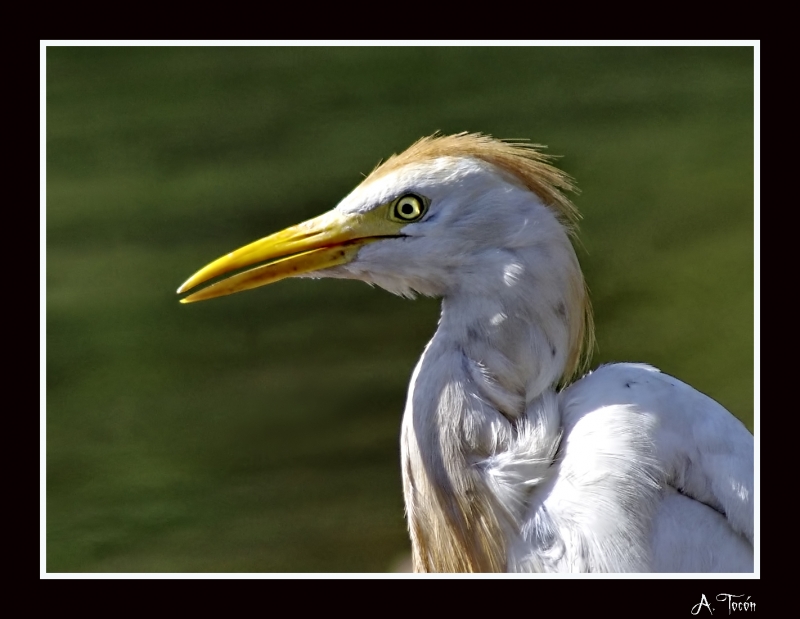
[506,363,753,572]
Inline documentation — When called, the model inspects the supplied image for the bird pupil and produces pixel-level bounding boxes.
[402,204,414,215]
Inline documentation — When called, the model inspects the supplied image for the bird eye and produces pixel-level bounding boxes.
[390,194,428,222]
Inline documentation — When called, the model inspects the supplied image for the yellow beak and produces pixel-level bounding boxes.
[177,209,401,303]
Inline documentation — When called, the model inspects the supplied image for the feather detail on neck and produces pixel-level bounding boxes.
[401,276,571,572]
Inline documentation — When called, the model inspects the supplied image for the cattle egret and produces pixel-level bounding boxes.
[178,133,754,573]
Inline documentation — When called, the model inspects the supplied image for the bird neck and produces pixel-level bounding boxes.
[442,277,573,397]
[401,269,575,572]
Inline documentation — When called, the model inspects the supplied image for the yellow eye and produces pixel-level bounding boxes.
[391,194,428,222]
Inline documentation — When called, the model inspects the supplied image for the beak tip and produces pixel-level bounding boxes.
[177,279,195,294]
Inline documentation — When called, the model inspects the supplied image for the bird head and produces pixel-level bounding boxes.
[178,132,593,381]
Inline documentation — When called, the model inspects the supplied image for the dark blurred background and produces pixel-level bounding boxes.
[46,46,754,572]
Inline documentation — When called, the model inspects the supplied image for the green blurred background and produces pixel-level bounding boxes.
[46,46,754,573]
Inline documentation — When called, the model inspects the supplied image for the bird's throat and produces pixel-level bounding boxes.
[401,290,570,572]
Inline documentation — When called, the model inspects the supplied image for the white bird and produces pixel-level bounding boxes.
[177,132,754,573]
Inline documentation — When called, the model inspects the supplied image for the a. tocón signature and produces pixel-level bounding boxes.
[692,594,756,615]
